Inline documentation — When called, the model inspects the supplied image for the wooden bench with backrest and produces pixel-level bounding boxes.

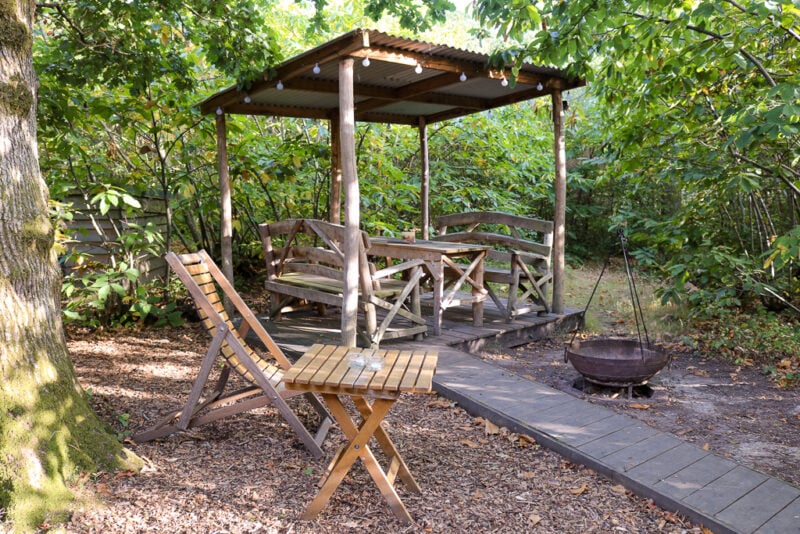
[433,211,553,320]
[258,218,427,347]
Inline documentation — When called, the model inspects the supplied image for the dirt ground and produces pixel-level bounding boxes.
[59,323,715,533]
[481,334,800,488]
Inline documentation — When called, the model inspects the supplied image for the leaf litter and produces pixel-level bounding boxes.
[61,323,712,533]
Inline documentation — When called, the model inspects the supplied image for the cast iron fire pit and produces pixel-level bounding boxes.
[565,337,669,387]
[565,229,670,392]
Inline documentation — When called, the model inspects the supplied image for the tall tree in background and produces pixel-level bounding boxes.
[0,1,140,530]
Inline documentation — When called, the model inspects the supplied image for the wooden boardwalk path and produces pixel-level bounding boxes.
[257,302,800,534]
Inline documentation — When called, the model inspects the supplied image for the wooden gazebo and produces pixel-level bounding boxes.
[199,29,585,346]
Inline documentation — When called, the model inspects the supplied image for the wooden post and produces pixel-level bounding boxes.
[216,112,234,313]
[419,117,430,240]
[551,91,566,314]
[330,114,342,225]
[339,58,359,347]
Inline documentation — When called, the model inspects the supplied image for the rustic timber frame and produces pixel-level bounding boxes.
[258,219,427,348]
[433,211,554,321]
[198,29,585,345]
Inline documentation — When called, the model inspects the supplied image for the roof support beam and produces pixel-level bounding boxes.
[551,90,566,314]
[339,57,359,347]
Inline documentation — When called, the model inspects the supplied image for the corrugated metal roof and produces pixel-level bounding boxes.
[199,29,584,125]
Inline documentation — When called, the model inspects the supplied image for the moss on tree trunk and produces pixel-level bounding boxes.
[0,1,141,531]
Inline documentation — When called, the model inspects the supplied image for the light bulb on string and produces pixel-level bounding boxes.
[536,82,543,91]
[276,80,284,90]
[362,57,370,67]
[312,63,321,74]
[243,95,252,103]
[215,107,223,116]
[501,76,509,87]
[459,72,467,82]
[414,63,423,74]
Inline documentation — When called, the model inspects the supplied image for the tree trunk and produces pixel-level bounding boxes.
[0,2,139,530]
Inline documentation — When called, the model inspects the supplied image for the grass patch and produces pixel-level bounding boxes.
[564,262,683,341]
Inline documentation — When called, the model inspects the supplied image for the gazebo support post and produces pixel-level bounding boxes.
[330,114,342,225]
[551,90,566,314]
[419,117,430,240]
[216,112,234,313]
[339,57,359,346]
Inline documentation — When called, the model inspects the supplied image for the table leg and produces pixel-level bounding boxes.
[303,394,413,524]
[472,250,485,327]
[431,259,443,336]
[352,396,421,492]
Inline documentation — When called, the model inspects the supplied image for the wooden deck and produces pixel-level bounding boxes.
[257,297,583,358]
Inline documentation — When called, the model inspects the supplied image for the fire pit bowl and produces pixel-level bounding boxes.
[565,338,669,386]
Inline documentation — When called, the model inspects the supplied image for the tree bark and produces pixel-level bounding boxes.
[0,2,139,529]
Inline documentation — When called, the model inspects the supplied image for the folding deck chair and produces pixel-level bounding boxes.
[132,249,333,459]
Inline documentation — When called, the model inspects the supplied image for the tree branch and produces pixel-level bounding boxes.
[723,0,800,44]
[623,9,776,86]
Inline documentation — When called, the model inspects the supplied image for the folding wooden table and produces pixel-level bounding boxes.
[283,343,438,524]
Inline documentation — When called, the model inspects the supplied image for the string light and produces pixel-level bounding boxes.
[459,72,467,82]
[312,63,321,74]
[362,57,370,67]
[414,63,423,74]
[215,107,223,116]
[501,76,509,87]
[276,80,284,90]
[243,95,252,103]
[536,82,543,91]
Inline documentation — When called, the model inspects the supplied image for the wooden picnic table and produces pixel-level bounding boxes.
[368,237,490,336]
[283,343,438,524]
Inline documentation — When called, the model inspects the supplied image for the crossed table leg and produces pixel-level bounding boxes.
[302,393,421,524]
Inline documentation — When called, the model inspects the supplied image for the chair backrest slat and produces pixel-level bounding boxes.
[166,250,282,384]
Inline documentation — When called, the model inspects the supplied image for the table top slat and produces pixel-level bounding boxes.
[340,361,367,389]
[352,348,379,389]
[310,350,352,387]
[383,351,412,391]
[367,349,400,391]
[288,344,336,384]
[399,352,425,392]
[415,353,437,392]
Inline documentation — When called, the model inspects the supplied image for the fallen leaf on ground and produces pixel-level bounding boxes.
[611,484,627,494]
[460,439,479,448]
[702,443,710,450]
[485,419,500,435]
[628,403,650,410]
[529,514,541,526]
[519,471,537,480]
[427,399,455,409]
[569,482,588,495]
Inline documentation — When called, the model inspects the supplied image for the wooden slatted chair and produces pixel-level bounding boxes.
[132,249,333,459]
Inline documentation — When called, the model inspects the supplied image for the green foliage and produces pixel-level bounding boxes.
[36,0,799,328]
[475,0,800,315]
[691,311,800,379]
